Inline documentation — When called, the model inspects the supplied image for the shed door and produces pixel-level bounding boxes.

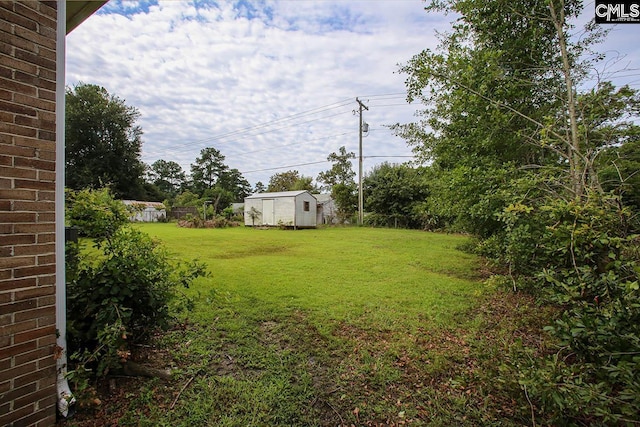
[262,199,275,225]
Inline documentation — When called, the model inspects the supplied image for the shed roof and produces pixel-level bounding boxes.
[314,193,332,203]
[121,200,166,209]
[245,190,316,200]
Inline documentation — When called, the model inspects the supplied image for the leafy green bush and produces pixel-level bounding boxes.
[66,188,207,376]
[66,188,130,240]
[493,195,640,424]
[177,214,240,228]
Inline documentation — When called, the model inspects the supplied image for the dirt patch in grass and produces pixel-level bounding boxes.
[59,290,555,427]
[320,290,556,426]
[56,345,176,427]
[212,244,291,259]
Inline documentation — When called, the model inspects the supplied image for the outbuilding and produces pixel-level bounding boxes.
[315,193,338,225]
[122,200,167,222]
[244,190,317,228]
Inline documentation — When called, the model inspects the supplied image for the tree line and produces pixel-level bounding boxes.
[65,76,638,228]
[65,84,250,214]
[65,83,390,221]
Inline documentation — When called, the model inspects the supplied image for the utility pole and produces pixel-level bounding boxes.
[356,97,368,225]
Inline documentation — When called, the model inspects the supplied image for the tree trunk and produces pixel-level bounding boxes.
[549,0,586,199]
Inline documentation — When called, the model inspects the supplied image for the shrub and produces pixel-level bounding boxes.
[494,194,640,424]
[66,188,129,240]
[177,213,203,228]
[66,188,208,376]
[177,214,240,228]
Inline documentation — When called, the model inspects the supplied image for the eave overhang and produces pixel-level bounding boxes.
[66,1,108,34]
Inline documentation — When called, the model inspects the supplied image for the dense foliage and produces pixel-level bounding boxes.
[363,162,429,229]
[317,146,357,223]
[66,188,130,240]
[188,147,251,210]
[146,146,252,219]
[66,83,149,200]
[487,195,640,424]
[390,0,640,423]
[66,189,207,376]
[267,170,316,192]
[147,159,187,199]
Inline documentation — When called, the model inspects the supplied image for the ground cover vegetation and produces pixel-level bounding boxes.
[62,223,558,426]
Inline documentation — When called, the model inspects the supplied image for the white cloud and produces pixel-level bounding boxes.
[66,0,640,189]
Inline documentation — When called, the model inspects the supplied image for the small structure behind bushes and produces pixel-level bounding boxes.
[315,193,337,225]
[122,200,166,222]
[170,206,199,220]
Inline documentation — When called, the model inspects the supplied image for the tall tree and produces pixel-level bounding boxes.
[317,146,357,223]
[148,159,186,198]
[364,163,428,228]
[218,168,252,202]
[267,170,315,192]
[393,0,610,234]
[190,147,228,195]
[253,181,266,194]
[317,146,356,189]
[65,83,146,199]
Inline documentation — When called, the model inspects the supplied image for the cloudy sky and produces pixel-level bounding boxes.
[66,0,640,189]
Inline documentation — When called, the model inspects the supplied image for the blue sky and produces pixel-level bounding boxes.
[66,1,640,189]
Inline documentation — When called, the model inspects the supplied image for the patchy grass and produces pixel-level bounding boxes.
[60,225,553,426]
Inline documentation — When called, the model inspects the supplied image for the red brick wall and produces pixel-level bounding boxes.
[0,1,59,426]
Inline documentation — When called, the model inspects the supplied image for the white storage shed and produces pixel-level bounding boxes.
[121,200,166,222]
[244,190,317,228]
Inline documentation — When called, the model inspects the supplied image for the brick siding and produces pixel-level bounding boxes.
[0,2,59,426]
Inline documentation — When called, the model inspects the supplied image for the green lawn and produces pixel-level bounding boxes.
[68,224,550,426]
[151,225,481,328]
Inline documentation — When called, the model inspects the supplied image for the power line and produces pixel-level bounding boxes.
[201,100,354,143]
[161,97,355,152]
[368,102,416,108]
[146,94,418,178]
[157,105,356,157]
[228,131,352,159]
[240,155,415,176]
[364,155,414,158]
[241,160,329,174]
[225,110,352,142]
[240,134,413,184]
[148,93,415,158]
[184,93,409,151]
[357,92,406,99]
